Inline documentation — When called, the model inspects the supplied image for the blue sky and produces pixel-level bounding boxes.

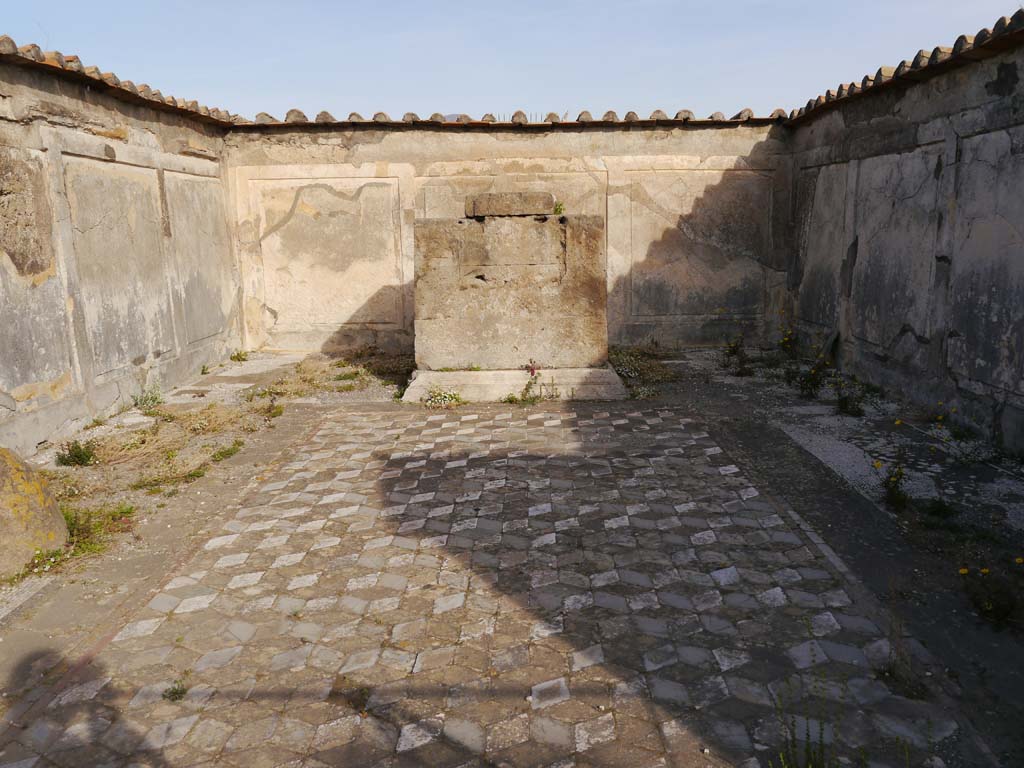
[4,1,1018,120]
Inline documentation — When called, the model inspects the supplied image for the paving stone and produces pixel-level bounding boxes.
[140,715,199,750]
[531,677,570,710]
[571,643,604,671]
[397,717,443,752]
[443,718,485,754]
[194,645,242,671]
[574,713,615,751]
[486,714,530,751]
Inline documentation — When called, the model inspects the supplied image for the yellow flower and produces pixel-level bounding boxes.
[980,568,990,575]
[873,460,882,469]
[936,414,944,421]
[894,419,902,426]
[958,568,969,575]
[1015,557,1023,565]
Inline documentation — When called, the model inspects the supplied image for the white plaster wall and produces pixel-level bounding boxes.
[225,127,790,353]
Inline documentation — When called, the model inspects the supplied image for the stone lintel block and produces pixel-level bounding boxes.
[465,191,556,218]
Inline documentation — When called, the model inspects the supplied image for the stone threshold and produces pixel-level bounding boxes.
[402,367,628,403]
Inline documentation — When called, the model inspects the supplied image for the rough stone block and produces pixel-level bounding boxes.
[465,191,555,217]
[0,447,68,578]
[414,214,608,370]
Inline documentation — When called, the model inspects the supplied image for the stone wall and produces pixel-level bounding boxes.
[3,28,1024,453]
[224,123,791,354]
[788,44,1024,451]
[0,60,240,454]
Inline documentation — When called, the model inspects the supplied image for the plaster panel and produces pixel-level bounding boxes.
[947,129,1024,395]
[164,172,235,344]
[64,157,174,378]
[849,147,940,348]
[254,177,403,345]
[795,163,848,327]
[627,170,770,318]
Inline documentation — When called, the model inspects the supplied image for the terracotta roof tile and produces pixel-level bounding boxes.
[791,10,1024,124]
[0,34,240,125]
[4,12,1022,131]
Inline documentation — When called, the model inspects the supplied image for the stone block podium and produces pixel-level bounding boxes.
[403,192,626,402]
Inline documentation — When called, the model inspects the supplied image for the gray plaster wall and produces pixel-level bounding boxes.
[789,45,1024,453]
[223,123,791,355]
[0,61,240,455]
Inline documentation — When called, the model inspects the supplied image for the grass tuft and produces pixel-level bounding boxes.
[56,440,97,467]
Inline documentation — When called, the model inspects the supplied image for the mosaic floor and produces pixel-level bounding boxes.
[0,405,964,767]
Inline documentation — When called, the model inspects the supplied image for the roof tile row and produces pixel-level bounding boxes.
[1,9,1022,130]
[256,107,784,125]
[791,9,1024,121]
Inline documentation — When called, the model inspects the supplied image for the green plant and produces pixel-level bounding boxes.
[422,386,464,408]
[230,350,249,363]
[200,365,210,375]
[833,376,865,416]
[502,364,563,405]
[723,333,744,361]
[62,502,135,557]
[85,417,106,430]
[56,440,97,467]
[553,201,565,215]
[769,716,844,768]
[265,403,284,419]
[778,326,798,359]
[796,364,827,399]
[132,386,163,410]
[333,370,361,381]
[211,440,244,462]
[162,675,190,702]
[873,453,909,509]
